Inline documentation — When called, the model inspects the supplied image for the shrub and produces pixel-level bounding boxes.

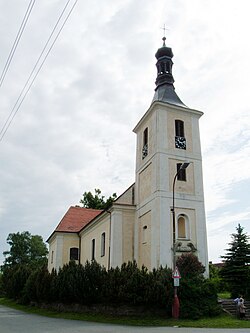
[0,272,4,297]
[177,254,221,319]
[56,261,83,304]
[2,265,31,300]
[78,260,106,304]
[1,256,220,320]
[145,266,173,311]
[23,266,55,304]
[103,262,173,311]
[114,261,149,305]
[53,260,106,305]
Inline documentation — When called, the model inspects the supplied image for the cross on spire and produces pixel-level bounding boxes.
[161,24,167,37]
[161,24,168,46]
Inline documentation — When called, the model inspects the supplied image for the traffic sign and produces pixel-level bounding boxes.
[172,266,181,279]
[174,278,180,287]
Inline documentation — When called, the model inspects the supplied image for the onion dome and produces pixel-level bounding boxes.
[152,37,186,107]
[155,37,173,59]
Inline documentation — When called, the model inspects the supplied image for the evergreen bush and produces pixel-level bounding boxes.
[79,260,106,305]
[220,224,250,298]
[145,266,173,311]
[113,261,148,305]
[0,272,4,297]
[22,268,39,303]
[177,253,221,319]
[103,266,122,304]
[56,261,83,304]
[1,257,219,319]
[2,265,31,300]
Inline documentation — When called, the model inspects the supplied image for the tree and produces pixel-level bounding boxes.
[2,231,48,269]
[176,253,205,280]
[176,254,220,319]
[79,188,117,209]
[209,263,227,293]
[220,224,250,298]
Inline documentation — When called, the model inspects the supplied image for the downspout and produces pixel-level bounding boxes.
[107,210,112,270]
[78,232,81,265]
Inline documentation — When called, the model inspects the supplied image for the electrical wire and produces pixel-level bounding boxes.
[0,0,78,143]
[0,0,36,88]
[0,0,72,139]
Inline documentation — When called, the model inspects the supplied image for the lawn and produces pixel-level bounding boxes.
[0,297,250,328]
[218,292,231,299]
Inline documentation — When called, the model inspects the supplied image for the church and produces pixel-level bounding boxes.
[47,37,209,276]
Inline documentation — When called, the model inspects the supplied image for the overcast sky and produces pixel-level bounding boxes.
[0,0,249,265]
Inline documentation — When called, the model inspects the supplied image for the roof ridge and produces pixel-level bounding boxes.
[69,205,103,212]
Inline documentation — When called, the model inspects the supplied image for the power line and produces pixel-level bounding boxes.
[0,0,36,89]
[0,0,72,139]
[0,0,78,143]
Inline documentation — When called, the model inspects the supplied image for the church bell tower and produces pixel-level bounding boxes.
[133,37,208,274]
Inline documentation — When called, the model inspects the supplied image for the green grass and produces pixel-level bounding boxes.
[0,298,250,328]
[218,292,231,299]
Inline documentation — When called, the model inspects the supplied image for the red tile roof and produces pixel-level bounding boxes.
[55,206,103,233]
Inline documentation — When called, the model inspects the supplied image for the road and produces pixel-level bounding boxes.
[0,305,250,333]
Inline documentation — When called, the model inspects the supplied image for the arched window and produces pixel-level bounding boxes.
[175,120,186,150]
[177,163,187,181]
[91,239,95,261]
[178,216,186,238]
[177,214,190,239]
[142,225,148,243]
[70,247,79,261]
[101,232,105,257]
[51,250,54,264]
[142,127,148,159]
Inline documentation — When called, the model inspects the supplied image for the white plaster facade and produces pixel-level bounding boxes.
[133,101,208,274]
[48,233,80,272]
[47,40,209,275]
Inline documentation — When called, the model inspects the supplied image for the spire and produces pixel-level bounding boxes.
[152,37,186,107]
[155,37,174,87]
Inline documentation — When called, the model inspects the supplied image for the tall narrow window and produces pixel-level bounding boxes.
[178,216,186,238]
[177,214,190,239]
[101,232,105,257]
[177,163,187,181]
[175,120,186,149]
[142,225,148,243]
[142,127,148,159]
[132,186,135,205]
[175,120,184,137]
[91,239,95,261]
[70,247,79,261]
[51,250,54,264]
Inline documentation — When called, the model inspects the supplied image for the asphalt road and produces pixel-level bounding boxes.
[0,305,250,333]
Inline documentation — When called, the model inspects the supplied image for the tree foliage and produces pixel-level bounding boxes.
[176,253,205,280]
[176,253,220,318]
[79,188,117,210]
[0,272,4,297]
[220,224,250,298]
[209,263,228,293]
[2,231,48,269]
[2,265,32,300]
[1,258,220,319]
[1,231,48,300]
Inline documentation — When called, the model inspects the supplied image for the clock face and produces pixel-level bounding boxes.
[175,136,186,149]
